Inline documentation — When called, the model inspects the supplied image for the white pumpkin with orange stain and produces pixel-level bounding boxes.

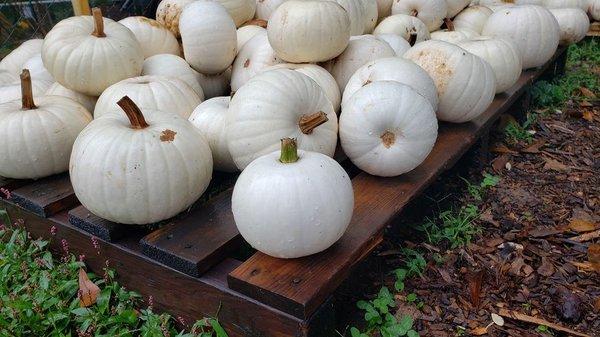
[452,5,492,34]
[70,97,213,225]
[118,16,181,58]
[391,0,449,31]
[46,82,97,112]
[373,14,431,42]
[231,31,284,92]
[0,39,43,75]
[549,8,590,45]
[404,40,496,123]
[155,0,195,37]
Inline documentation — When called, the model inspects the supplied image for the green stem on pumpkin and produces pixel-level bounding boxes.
[279,138,299,164]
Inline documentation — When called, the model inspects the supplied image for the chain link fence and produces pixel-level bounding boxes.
[0,0,160,58]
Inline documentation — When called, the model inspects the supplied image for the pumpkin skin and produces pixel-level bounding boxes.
[375,34,412,56]
[232,139,353,259]
[0,39,43,75]
[189,97,237,172]
[141,54,203,97]
[231,31,284,92]
[267,1,351,63]
[364,0,379,33]
[342,57,439,111]
[446,0,471,18]
[46,82,97,112]
[373,14,431,43]
[340,81,438,177]
[22,54,54,82]
[236,25,266,51]
[155,0,195,37]
[94,76,202,119]
[215,0,257,27]
[482,5,560,69]
[590,0,600,21]
[542,0,587,9]
[391,0,449,32]
[549,8,590,45]
[118,16,181,58]
[180,1,237,75]
[376,0,394,18]
[430,27,479,44]
[453,5,492,34]
[458,37,522,93]
[0,71,19,85]
[0,79,53,105]
[404,40,496,123]
[255,0,288,20]
[227,69,338,170]
[333,0,369,35]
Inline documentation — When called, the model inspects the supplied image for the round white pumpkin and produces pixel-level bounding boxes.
[333,0,369,35]
[255,0,288,20]
[391,0,449,32]
[236,24,266,51]
[452,5,493,34]
[118,16,181,58]
[404,40,496,123]
[364,0,379,33]
[70,96,213,225]
[374,34,412,56]
[42,8,143,96]
[373,14,431,43]
[0,39,43,75]
[46,82,97,112]
[267,0,351,63]
[430,26,479,44]
[197,69,232,99]
[155,0,195,37]
[231,31,284,92]
[0,77,53,105]
[227,69,338,170]
[482,5,560,69]
[215,0,257,27]
[180,1,237,75]
[232,138,353,259]
[340,81,438,177]
[22,54,54,82]
[549,8,590,45]
[446,0,471,17]
[590,0,600,21]
[376,0,394,18]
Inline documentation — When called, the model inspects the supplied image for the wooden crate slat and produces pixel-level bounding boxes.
[9,174,78,217]
[68,205,133,242]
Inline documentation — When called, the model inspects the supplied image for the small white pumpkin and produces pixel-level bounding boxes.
[231,31,284,92]
[363,0,380,33]
[376,0,394,18]
[322,35,396,91]
[227,69,338,170]
[118,16,181,58]
[46,82,98,112]
[404,40,496,123]
[155,0,195,37]
[236,23,266,51]
[94,75,202,119]
[430,20,479,44]
[255,0,288,20]
[458,37,522,93]
[0,39,43,75]
[542,0,587,9]
[232,138,354,259]
[42,8,143,96]
[549,8,590,45]
[340,81,438,177]
[22,54,54,82]
[590,0,600,21]
[452,5,493,34]
[373,14,431,43]
[374,34,412,56]
[391,0,449,32]
[482,5,560,69]
[267,1,351,63]
[70,96,213,225]
[189,97,237,172]
[0,70,92,179]
[180,1,237,75]
[216,0,257,27]
[342,57,439,111]
[446,0,471,17]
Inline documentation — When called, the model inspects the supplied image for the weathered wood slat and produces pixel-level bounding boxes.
[68,205,133,242]
[9,174,78,217]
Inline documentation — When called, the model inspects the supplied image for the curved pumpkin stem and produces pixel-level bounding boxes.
[444,18,455,32]
[20,69,36,110]
[279,138,299,163]
[299,111,328,135]
[243,19,268,28]
[91,7,106,37]
[117,96,149,129]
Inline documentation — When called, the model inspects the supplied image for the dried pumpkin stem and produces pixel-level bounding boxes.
[91,7,106,37]
[243,19,268,28]
[279,138,299,164]
[410,9,418,16]
[299,111,328,135]
[117,96,149,129]
[408,33,417,47]
[444,18,455,31]
[20,69,36,110]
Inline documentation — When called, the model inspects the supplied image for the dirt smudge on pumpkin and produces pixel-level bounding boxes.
[160,129,177,142]
[138,17,162,28]
[415,49,452,96]
[244,59,250,68]
[381,131,396,148]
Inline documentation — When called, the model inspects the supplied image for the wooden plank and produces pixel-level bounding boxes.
[68,205,132,242]
[227,47,569,319]
[9,174,78,217]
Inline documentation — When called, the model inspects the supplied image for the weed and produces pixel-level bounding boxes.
[354,287,419,337]
[418,204,480,249]
[504,113,537,144]
[462,173,500,201]
[536,324,555,336]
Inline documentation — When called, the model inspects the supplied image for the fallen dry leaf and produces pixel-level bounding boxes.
[537,257,555,277]
[594,297,600,313]
[568,261,596,272]
[469,270,484,308]
[497,309,591,337]
[490,144,517,154]
[521,140,545,154]
[588,244,600,272]
[579,100,593,107]
[569,219,598,233]
[571,229,600,242]
[582,110,594,122]
[492,154,510,173]
[470,326,489,335]
[579,87,596,98]
[78,268,100,307]
[543,158,570,172]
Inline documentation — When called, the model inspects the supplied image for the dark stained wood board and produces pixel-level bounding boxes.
[227,47,569,319]
[9,173,78,217]
[68,205,135,242]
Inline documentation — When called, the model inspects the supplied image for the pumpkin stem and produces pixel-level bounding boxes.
[381,131,396,148]
[117,96,149,129]
[410,9,418,16]
[279,138,299,164]
[444,18,455,31]
[299,111,328,135]
[20,69,36,110]
[408,33,417,47]
[91,7,106,38]
[243,19,268,28]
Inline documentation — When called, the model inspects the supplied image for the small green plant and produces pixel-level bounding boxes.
[418,204,480,249]
[462,173,500,201]
[504,113,537,144]
[536,325,555,336]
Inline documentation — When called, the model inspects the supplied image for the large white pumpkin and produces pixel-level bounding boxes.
[0,71,92,179]
[0,39,43,75]
[430,24,479,44]
[22,54,54,82]
[0,71,19,86]
[118,16,181,58]
[364,0,379,33]
[70,96,213,225]
[373,14,431,43]
[332,0,369,35]
[189,97,237,172]
[549,8,590,45]
[391,0,449,31]
[342,57,438,111]
[236,24,266,51]
[446,0,471,17]
[94,76,202,119]
[267,1,351,63]
[482,5,560,69]
[374,34,412,56]
[227,69,338,170]
[42,8,143,96]
[542,0,587,9]
[180,1,237,75]
[255,0,288,20]
[590,0,600,21]
[340,81,438,177]
[376,0,394,18]
[458,37,522,93]
[0,77,53,105]
[155,0,195,37]
[404,40,496,123]
[214,0,257,27]
[231,31,284,92]
[46,82,98,112]
[452,5,493,34]
[232,138,353,258]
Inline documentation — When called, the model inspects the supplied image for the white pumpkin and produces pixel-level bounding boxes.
[42,8,143,96]
[267,1,351,63]
[0,77,53,105]
[446,0,471,17]
[70,96,213,225]
[342,57,439,110]
[189,97,237,172]
[0,71,18,86]
[373,14,431,43]
[430,22,479,44]
[94,76,202,119]
[549,8,590,45]
[391,0,449,32]
[590,0,600,21]
[322,35,396,91]
[453,5,493,34]
[404,40,496,123]
[236,24,266,51]
[482,5,560,69]
[232,138,353,259]
[255,0,288,20]
[376,0,394,18]
[155,0,195,37]
[340,81,438,177]
[22,54,54,82]
[0,70,92,179]
[118,16,181,58]
[364,0,380,33]
[480,0,543,5]
[197,69,232,99]
[374,34,412,56]
[46,82,98,112]
[180,1,237,75]
[227,69,338,170]
[332,0,369,35]
[215,0,257,26]
[231,31,284,92]
[458,37,522,93]
[0,39,43,75]
[542,0,587,9]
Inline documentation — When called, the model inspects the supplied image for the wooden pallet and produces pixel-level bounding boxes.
[588,22,600,37]
[0,47,567,337]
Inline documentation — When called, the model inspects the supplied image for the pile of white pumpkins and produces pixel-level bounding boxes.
[0,0,595,259]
